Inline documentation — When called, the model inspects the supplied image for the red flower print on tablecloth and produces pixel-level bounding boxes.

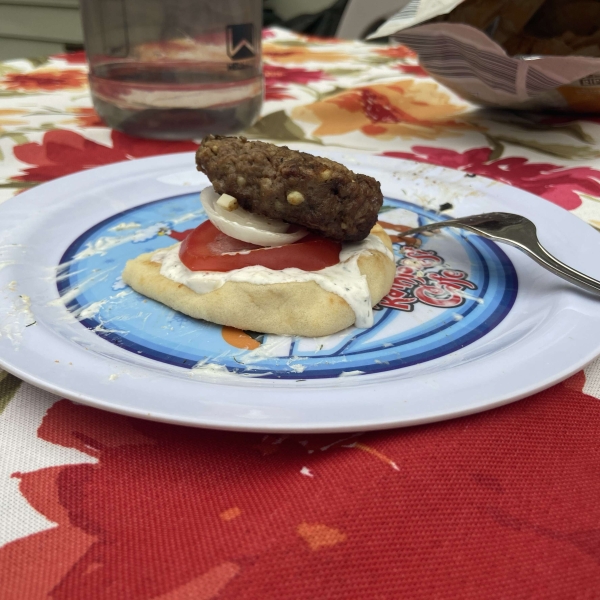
[265,84,294,101]
[264,64,330,101]
[382,146,600,210]
[2,373,600,598]
[52,51,87,65]
[12,129,197,183]
[374,45,416,59]
[65,107,105,128]
[2,69,87,91]
[396,64,428,77]
[265,64,330,86]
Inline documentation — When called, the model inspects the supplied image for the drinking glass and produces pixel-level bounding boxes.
[79,0,263,140]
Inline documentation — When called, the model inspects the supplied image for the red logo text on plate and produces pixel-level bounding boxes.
[380,247,477,312]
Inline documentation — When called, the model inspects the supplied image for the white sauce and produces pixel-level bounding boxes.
[152,235,393,329]
[79,300,106,319]
[109,222,141,231]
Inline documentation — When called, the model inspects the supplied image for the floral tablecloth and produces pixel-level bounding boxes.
[2,27,600,599]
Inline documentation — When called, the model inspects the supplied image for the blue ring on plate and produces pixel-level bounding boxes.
[58,192,518,379]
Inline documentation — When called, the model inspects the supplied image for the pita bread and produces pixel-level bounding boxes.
[122,224,396,337]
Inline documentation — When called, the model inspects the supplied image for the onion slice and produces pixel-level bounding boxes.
[200,186,308,247]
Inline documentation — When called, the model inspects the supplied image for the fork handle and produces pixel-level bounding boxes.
[515,239,600,295]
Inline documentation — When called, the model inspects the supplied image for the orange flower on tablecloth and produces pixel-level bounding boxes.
[66,107,105,127]
[263,42,349,64]
[374,45,417,59]
[1,68,87,91]
[0,108,25,126]
[292,81,473,140]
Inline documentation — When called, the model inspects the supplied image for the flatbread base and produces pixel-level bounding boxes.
[122,224,396,337]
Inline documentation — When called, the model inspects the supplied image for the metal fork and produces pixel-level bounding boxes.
[401,212,600,295]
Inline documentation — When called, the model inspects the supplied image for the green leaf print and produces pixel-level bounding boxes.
[0,181,38,189]
[2,132,28,144]
[359,55,395,65]
[0,371,22,415]
[484,135,505,161]
[315,86,349,101]
[0,65,18,76]
[27,56,50,68]
[325,68,364,77]
[0,91,30,98]
[244,110,309,142]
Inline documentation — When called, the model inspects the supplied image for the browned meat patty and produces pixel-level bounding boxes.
[196,135,383,242]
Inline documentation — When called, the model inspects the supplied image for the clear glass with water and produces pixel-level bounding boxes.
[79,0,263,140]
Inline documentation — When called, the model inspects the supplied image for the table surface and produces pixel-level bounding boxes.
[2,27,600,599]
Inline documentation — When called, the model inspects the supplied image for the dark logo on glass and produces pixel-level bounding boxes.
[226,23,256,59]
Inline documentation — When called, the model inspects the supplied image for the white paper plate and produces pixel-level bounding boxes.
[1,151,599,432]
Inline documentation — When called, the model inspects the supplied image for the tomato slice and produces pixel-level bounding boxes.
[179,221,341,272]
